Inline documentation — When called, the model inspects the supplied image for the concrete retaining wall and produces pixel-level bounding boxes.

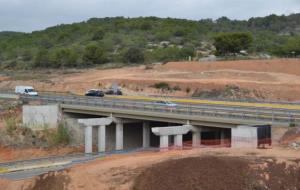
[23,105,60,129]
[231,125,257,148]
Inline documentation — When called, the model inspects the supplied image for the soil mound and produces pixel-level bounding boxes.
[133,156,300,190]
[25,171,71,190]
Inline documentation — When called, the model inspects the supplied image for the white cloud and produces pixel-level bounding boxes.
[0,0,299,32]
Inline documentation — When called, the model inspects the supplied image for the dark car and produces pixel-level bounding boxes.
[85,89,105,97]
[105,88,123,95]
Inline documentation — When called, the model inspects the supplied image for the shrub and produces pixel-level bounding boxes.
[123,47,145,63]
[173,85,181,91]
[151,82,171,91]
[186,87,191,94]
[47,123,70,146]
[4,117,18,135]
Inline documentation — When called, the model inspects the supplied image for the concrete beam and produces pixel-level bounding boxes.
[78,118,113,126]
[116,123,124,150]
[98,125,106,152]
[111,117,140,124]
[64,104,258,128]
[143,122,150,148]
[85,126,93,154]
[152,125,192,136]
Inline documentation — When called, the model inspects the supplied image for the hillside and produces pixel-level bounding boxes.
[0,14,300,69]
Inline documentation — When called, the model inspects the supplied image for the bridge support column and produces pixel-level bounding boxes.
[192,132,201,147]
[116,122,124,151]
[191,126,202,147]
[160,135,169,149]
[174,134,183,147]
[220,130,225,146]
[98,125,106,152]
[143,122,150,148]
[85,126,93,154]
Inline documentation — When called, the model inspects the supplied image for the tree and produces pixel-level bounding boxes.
[214,32,253,55]
[146,47,195,62]
[92,28,105,41]
[52,48,79,68]
[284,36,300,56]
[33,49,50,67]
[271,36,300,56]
[123,47,145,63]
[83,44,107,65]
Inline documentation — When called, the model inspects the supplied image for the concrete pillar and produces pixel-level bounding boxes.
[116,123,124,150]
[143,122,150,148]
[174,134,183,147]
[85,126,93,154]
[160,135,169,149]
[98,125,106,152]
[192,132,201,147]
[220,130,225,146]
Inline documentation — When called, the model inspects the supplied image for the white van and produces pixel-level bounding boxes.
[15,86,38,96]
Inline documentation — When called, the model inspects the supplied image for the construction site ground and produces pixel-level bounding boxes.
[1,59,300,101]
[1,147,300,190]
[1,59,300,189]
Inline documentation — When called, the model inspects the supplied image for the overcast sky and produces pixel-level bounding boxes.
[0,0,299,32]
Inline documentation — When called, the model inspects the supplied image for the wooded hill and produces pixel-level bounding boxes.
[0,13,299,69]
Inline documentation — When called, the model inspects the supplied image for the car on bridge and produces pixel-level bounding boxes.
[85,89,105,97]
[105,88,123,95]
[155,101,177,107]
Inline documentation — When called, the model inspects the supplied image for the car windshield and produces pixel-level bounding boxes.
[27,89,35,92]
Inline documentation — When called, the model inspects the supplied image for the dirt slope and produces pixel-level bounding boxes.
[1,59,300,100]
[2,148,300,190]
[133,156,300,190]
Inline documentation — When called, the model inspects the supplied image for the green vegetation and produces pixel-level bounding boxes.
[151,82,171,91]
[50,123,71,146]
[214,32,253,55]
[123,47,145,63]
[271,36,300,57]
[4,116,18,135]
[151,82,182,92]
[0,14,300,69]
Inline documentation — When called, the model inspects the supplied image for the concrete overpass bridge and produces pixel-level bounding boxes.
[1,91,299,153]
[20,93,300,127]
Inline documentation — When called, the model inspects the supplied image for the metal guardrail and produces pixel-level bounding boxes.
[151,94,300,105]
[20,94,300,125]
